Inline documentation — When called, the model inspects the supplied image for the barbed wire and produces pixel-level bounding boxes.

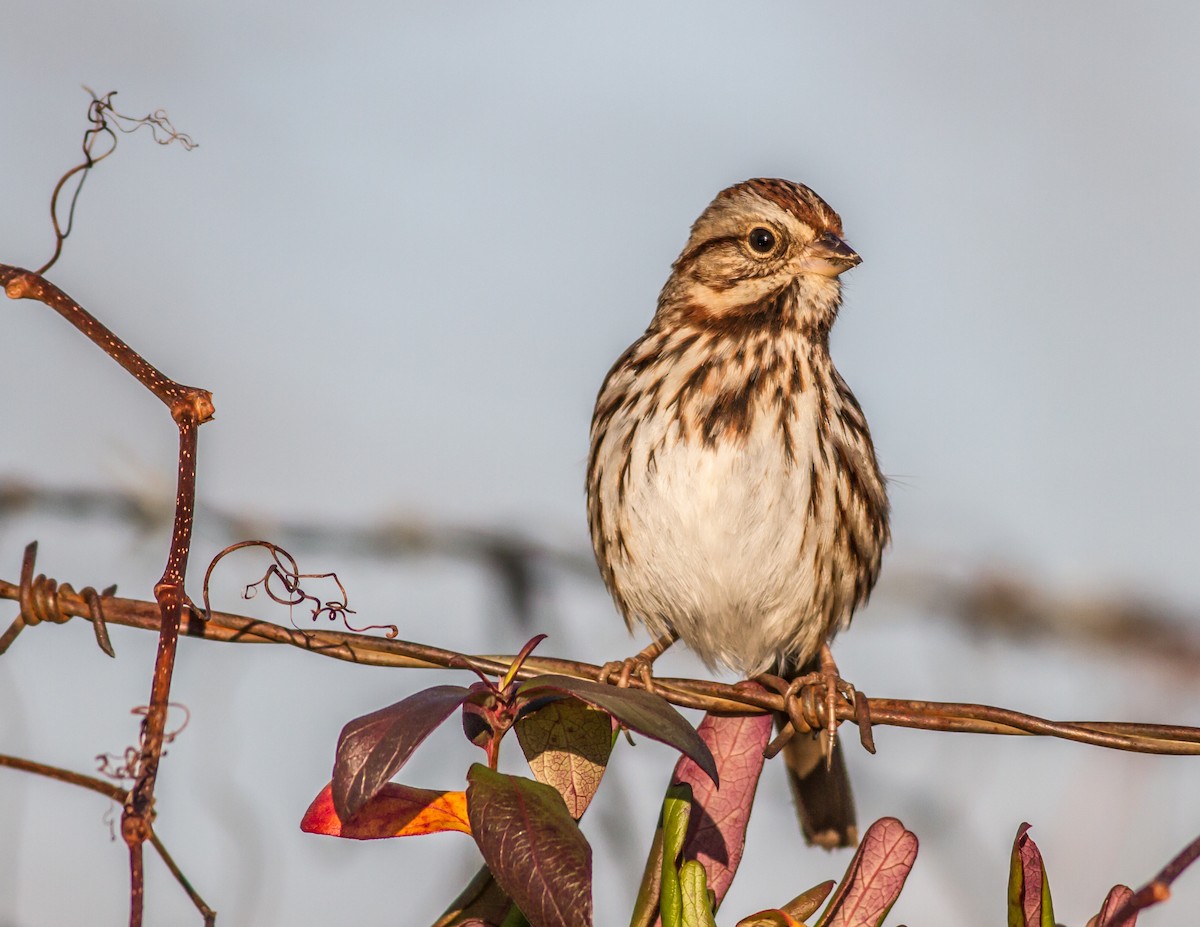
[2,540,1198,758]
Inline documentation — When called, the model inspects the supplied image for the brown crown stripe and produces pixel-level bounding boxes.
[727,178,843,236]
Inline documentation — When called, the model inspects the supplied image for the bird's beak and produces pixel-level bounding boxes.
[795,232,862,278]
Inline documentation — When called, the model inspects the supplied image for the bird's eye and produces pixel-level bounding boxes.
[747,227,778,255]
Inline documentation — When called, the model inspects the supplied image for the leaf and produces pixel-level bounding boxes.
[1007,823,1055,927]
[816,817,918,927]
[736,881,834,927]
[431,865,517,927]
[515,699,613,819]
[1087,885,1136,927]
[301,781,470,839]
[670,709,774,910]
[736,912,803,927]
[680,860,718,927]
[466,764,593,927]
[517,675,718,785]
[333,685,471,821]
[630,812,667,927]
[660,785,693,927]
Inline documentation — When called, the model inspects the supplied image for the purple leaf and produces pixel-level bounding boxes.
[1089,885,1136,927]
[671,709,774,911]
[518,674,717,785]
[333,685,471,821]
[432,865,514,927]
[466,764,593,927]
[817,817,918,927]
[1007,823,1055,927]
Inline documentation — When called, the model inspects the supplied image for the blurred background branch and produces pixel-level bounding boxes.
[3,477,1196,667]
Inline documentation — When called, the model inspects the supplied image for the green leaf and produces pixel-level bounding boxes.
[669,709,773,910]
[517,674,718,785]
[629,815,665,927]
[333,685,471,821]
[680,860,718,927]
[466,764,592,927]
[660,784,693,927]
[515,699,613,819]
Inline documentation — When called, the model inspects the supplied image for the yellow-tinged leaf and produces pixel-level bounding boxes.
[783,881,836,922]
[301,782,470,839]
[680,860,718,927]
[515,699,612,819]
[736,911,804,927]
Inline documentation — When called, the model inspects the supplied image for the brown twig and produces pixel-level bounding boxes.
[0,753,217,925]
[2,261,212,927]
[1106,831,1200,926]
[3,561,1199,757]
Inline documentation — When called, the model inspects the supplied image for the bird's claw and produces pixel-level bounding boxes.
[598,655,656,691]
[759,645,874,764]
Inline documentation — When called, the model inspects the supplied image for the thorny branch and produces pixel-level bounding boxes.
[2,545,1199,758]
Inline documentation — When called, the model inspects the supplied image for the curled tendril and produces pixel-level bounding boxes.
[95,702,191,782]
[39,88,198,275]
[201,540,398,639]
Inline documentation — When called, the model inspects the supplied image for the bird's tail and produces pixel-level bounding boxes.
[775,655,857,849]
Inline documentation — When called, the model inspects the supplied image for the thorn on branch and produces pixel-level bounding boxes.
[202,540,398,639]
[38,88,197,275]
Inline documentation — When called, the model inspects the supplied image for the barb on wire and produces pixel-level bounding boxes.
[39,89,196,275]
[201,539,398,638]
[3,559,1199,758]
[0,540,117,657]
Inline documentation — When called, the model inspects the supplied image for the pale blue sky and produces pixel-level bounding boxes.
[2,4,1199,925]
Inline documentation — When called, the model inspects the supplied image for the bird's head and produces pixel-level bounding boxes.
[660,178,859,331]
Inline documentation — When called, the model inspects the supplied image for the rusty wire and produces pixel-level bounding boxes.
[2,543,1199,758]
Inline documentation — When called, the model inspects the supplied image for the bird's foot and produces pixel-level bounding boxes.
[598,631,677,691]
[760,643,875,762]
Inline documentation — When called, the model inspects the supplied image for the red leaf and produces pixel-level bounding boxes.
[1008,823,1055,927]
[1089,885,1136,927]
[818,817,918,927]
[671,709,774,910]
[518,674,717,785]
[301,782,471,839]
[332,685,471,821]
[466,764,592,927]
